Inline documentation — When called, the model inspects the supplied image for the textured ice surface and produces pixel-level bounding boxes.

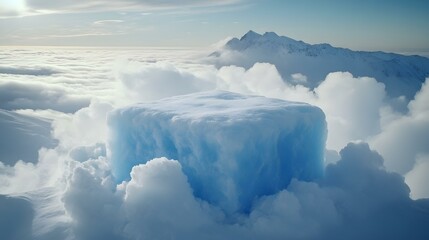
[108,91,326,213]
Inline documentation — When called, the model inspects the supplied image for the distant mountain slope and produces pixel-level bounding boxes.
[210,31,429,99]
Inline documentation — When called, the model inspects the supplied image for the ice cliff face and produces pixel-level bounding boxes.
[211,31,429,99]
[108,91,326,214]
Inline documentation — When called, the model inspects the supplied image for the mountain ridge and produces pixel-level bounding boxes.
[210,30,429,100]
[228,30,428,60]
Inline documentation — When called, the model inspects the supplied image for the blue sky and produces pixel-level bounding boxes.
[0,0,428,52]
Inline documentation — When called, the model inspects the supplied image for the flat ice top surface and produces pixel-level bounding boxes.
[126,90,312,119]
[109,91,326,214]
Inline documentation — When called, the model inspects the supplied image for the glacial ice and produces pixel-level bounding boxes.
[108,91,326,213]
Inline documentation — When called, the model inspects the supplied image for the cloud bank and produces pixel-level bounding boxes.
[0,81,90,113]
[47,143,429,239]
[0,109,57,165]
[0,47,428,239]
[0,66,60,76]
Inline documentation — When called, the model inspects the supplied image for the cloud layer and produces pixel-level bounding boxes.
[0,81,89,113]
[0,109,57,165]
[28,143,429,240]
[1,0,241,17]
[0,47,428,239]
[0,66,60,76]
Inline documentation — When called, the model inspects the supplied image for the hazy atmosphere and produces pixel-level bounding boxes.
[1,0,429,53]
[1,1,429,240]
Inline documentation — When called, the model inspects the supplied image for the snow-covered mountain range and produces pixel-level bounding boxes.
[210,31,429,100]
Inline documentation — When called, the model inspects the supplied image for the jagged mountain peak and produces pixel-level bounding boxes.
[240,30,261,40]
[226,30,310,53]
[211,31,429,99]
[237,30,299,43]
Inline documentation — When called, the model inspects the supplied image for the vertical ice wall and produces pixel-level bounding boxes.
[108,91,326,213]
